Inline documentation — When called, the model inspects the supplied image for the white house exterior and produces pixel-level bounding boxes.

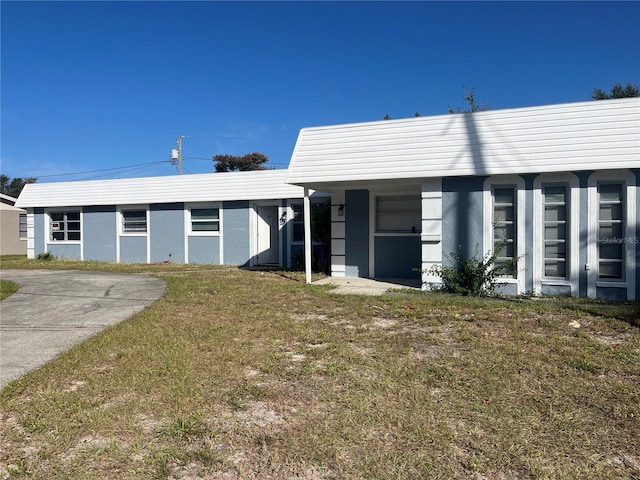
[287,98,640,300]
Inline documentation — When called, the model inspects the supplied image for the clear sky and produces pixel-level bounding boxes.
[2,1,639,183]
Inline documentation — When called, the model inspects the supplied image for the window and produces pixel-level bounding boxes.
[493,187,516,277]
[122,210,147,233]
[376,195,421,233]
[191,208,219,232]
[19,214,27,239]
[543,185,568,279]
[291,204,304,242]
[598,183,624,280]
[50,211,81,241]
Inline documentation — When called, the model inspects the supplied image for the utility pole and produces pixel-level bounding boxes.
[171,135,186,175]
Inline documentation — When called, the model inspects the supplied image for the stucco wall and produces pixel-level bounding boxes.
[84,206,116,262]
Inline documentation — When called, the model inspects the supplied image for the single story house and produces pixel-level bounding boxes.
[0,193,27,255]
[16,169,327,268]
[287,98,639,300]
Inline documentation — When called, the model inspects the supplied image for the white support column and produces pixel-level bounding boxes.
[303,187,312,284]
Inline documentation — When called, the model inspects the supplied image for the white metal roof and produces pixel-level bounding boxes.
[287,98,640,189]
[16,169,322,208]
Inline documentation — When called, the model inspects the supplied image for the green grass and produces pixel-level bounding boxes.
[0,279,20,300]
[1,257,639,479]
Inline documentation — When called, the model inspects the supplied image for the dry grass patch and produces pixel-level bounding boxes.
[1,262,639,479]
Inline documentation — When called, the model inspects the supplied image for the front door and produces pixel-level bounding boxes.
[256,205,279,265]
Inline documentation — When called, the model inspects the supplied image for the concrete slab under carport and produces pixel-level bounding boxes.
[0,269,166,389]
[313,276,420,295]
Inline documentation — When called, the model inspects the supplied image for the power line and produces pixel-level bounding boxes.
[79,164,169,181]
[31,160,172,179]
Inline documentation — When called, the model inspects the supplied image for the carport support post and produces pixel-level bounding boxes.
[304,187,312,284]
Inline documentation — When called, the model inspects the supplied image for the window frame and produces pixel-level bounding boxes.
[19,213,27,240]
[121,209,148,234]
[532,173,579,296]
[597,182,625,281]
[118,207,149,236]
[48,209,82,243]
[483,175,526,294]
[290,203,305,243]
[587,170,637,300]
[374,194,422,235]
[187,204,221,236]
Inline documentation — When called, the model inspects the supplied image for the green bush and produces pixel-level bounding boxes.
[36,252,55,261]
[430,245,513,297]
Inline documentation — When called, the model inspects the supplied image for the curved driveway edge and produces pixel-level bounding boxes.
[0,269,166,389]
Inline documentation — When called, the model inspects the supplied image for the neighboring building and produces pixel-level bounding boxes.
[0,194,27,256]
[287,98,640,300]
[15,170,327,268]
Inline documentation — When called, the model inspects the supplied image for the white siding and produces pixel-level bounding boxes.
[287,98,640,187]
[16,170,320,208]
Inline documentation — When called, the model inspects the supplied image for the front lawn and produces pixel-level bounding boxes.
[1,260,638,479]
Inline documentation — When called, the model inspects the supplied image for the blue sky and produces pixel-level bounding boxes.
[2,1,639,182]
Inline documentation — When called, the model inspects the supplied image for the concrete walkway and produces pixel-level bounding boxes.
[313,276,420,295]
[0,270,166,389]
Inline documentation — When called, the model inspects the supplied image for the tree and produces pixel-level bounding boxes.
[0,174,37,199]
[212,152,270,173]
[592,83,640,100]
[448,86,489,114]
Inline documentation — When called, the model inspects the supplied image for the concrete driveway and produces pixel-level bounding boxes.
[0,270,166,389]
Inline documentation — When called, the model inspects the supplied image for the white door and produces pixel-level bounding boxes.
[256,205,279,265]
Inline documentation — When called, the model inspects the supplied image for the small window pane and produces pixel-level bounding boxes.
[191,208,219,232]
[493,188,514,204]
[545,242,566,257]
[599,261,623,278]
[599,184,622,202]
[545,260,566,278]
[544,224,566,241]
[192,221,219,232]
[123,210,147,233]
[50,211,81,241]
[544,205,566,222]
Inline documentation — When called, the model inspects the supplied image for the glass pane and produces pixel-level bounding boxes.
[599,184,622,203]
[494,206,514,222]
[544,205,566,222]
[495,259,515,277]
[66,212,80,221]
[68,221,81,231]
[599,203,622,222]
[68,232,81,241]
[545,242,566,258]
[192,221,219,232]
[494,224,514,242]
[493,188,514,205]
[293,223,304,242]
[192,208,218,220]
[50,213,64,222]
[545,260,566,278]
[544,185,566,203]
[599,223,622,241]
[599,261,622,279]
[52,232,65,241]
[599,243,623,260]
[292,204,303,220]
[545,224,566,241]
